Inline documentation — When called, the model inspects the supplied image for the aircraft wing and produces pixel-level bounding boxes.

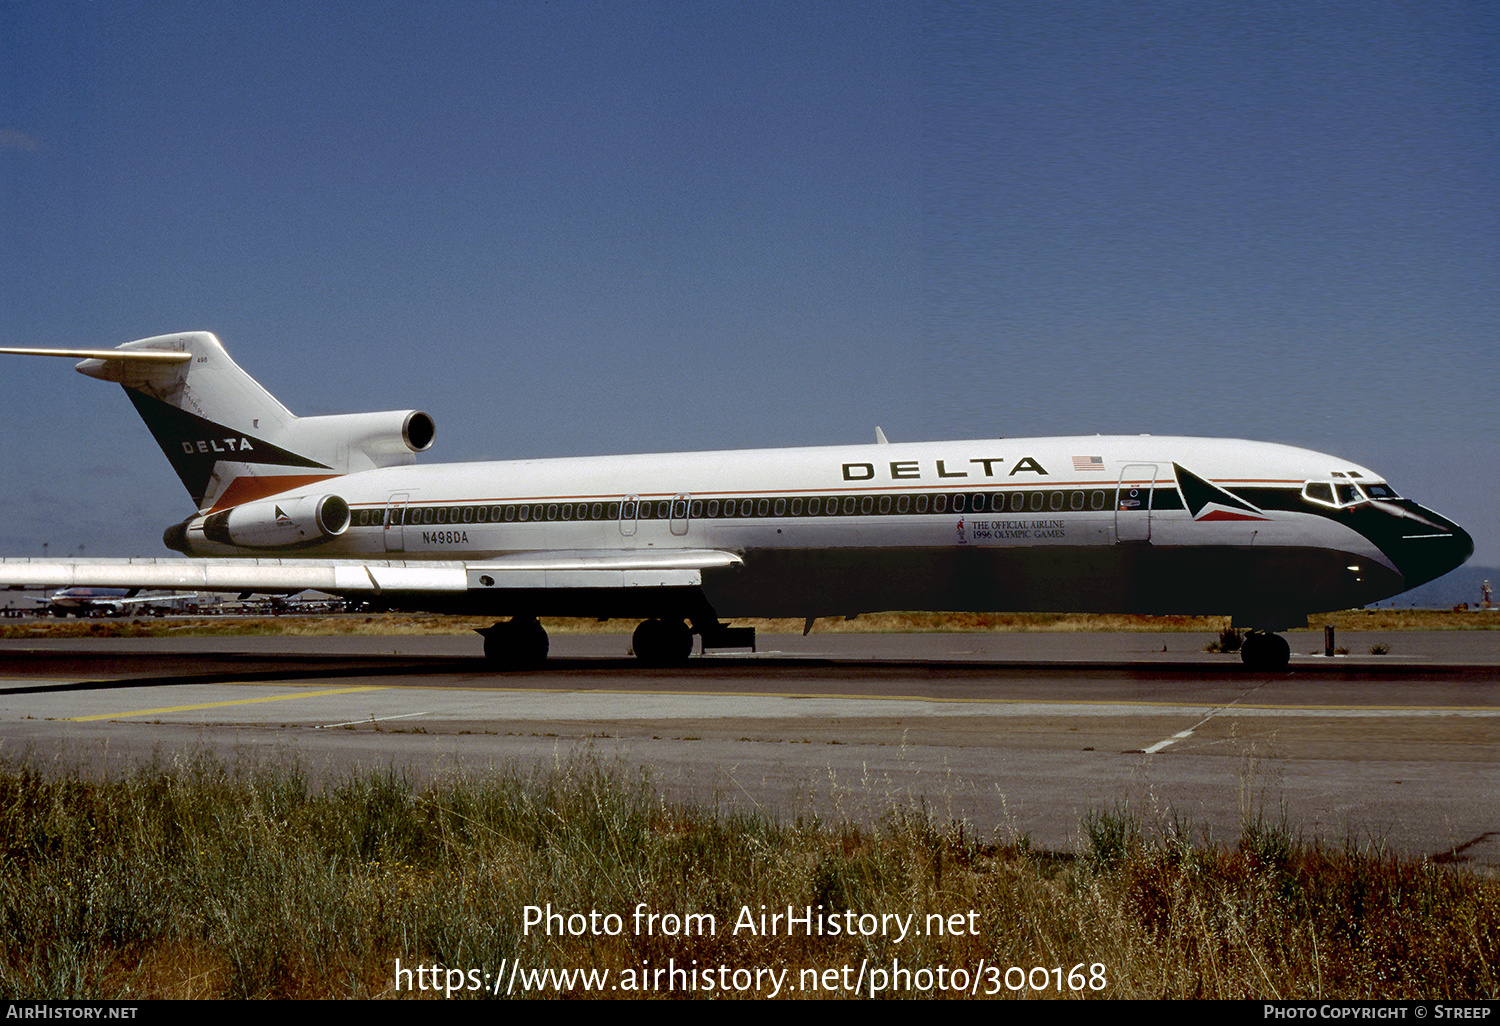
[0,550,744,597]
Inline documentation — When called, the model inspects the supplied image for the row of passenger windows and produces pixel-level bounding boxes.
[350,488,1182,528]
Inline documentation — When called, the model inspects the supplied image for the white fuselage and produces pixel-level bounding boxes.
[173,434,1469,626]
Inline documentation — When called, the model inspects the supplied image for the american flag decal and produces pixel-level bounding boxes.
[1072,455,1105,472]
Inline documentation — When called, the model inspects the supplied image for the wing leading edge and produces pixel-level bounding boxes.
[0,550,744,599]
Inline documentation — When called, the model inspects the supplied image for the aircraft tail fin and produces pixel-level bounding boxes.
[8,332,433,513]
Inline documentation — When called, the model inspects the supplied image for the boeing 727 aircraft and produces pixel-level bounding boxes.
[0,332,1474,670]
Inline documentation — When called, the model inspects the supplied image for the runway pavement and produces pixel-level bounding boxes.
[0,629,1495,866]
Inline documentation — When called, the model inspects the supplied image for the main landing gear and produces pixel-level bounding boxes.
[478,615,754,669]
[631,618,695,666]
[1239,631,1291,672]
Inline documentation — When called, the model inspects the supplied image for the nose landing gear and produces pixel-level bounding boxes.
[1239,631,1291,672]
[477,617,549,669]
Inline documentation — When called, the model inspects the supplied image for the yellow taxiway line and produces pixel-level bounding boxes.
[67,685,387,722]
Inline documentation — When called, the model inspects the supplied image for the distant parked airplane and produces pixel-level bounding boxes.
[31,586,174,618]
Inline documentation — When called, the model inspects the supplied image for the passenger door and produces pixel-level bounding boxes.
[1114,465,1157,543]
[383,492,410,552]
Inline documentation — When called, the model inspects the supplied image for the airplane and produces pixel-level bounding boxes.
[30,586,179,618]
[0,331,1474,671]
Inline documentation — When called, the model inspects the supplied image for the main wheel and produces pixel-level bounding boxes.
[632,618,693,666]
[1240,631,1291,672]
[480,618,549,670]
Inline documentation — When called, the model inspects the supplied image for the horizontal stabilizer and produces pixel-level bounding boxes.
[0,347,193,364]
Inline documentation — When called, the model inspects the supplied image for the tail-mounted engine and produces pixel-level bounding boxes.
[292,409,436,462]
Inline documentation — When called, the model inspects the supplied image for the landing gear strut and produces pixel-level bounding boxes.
[478,617,549,669]
[1239,631,1291,672]
[631,618,694,666]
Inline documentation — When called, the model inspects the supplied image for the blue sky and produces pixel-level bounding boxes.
[2,1,1495,573]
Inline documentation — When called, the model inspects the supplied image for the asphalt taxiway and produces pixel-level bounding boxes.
[1,629,1495,866]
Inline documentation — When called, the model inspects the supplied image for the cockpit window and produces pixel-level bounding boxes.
[1304,482,1335,506]
[1304,477,1396,508]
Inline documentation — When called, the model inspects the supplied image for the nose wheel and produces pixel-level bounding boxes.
[478,617,549,669]
[1240,631,1290,672]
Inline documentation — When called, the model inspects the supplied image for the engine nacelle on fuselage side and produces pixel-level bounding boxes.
[165,494,351,554]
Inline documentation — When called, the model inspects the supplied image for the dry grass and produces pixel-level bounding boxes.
[0,754,1494,999]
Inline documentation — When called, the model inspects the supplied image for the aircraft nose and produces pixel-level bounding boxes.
[1390,511,1474,591]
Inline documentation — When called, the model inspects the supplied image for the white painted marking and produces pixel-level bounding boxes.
[1143,728,1196,754]
[318,711,431,729]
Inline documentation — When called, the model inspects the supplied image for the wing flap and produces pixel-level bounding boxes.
[463,549,741,591]
[465,549,743,572]
[466,568,707,590]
